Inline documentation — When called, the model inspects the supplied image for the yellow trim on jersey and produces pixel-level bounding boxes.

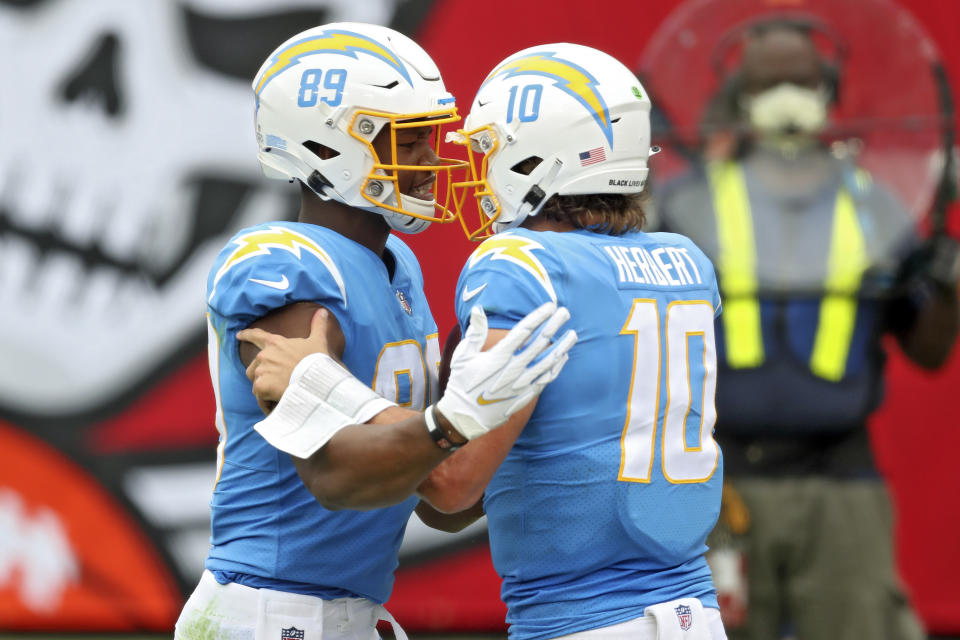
[618,299,661,483]
[372,339,430,411]
[662,300,719,485]
[425,332,440,406]
[681,331,707,453]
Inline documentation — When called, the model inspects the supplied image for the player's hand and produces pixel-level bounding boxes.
[436,302,577,439]
[237,308,334,413]
[899,234,960,297]
[924,234,960,293]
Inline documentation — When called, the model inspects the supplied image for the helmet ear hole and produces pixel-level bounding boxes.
[511,156,543,176]
[303,140,341,160]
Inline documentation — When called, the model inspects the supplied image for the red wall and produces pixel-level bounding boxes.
[396,0,960,633]
[1,0,957,634]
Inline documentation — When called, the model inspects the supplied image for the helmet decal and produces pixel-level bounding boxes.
[254,29,412,103]
[450,44,651,239]
[250,24,466,232]
[481,51,613,147]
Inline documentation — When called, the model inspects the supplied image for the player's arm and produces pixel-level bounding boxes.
[238,303,459,509]
[411,327,485,531]
[287,404,463,511]
[416,328,538,515]
[417,328,537,533]
[238,301,344,413]
[895,289,959,368]
[414,499,485,533]
[238,303,575,511]
[415,240,571,517]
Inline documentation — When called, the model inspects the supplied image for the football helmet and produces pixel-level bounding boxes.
[253,23,467,233]
[449,43,654,239]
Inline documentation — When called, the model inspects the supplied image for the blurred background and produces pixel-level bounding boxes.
[1,0,958,637]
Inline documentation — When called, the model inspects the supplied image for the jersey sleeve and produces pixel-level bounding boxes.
[206,225,349,330]
[689,239,722,318]
[454,232,562,333]
[707,259,722,318]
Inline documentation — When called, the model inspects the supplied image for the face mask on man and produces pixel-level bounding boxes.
[743,82,829,138]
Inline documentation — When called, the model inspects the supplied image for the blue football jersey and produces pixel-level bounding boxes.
[455,228,723,640]
[204,221,440,604]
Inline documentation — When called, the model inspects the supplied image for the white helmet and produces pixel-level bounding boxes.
[253,23,467,233]
[449,43,653,239]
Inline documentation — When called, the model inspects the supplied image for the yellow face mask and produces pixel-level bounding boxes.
[446,124,504,241]
[349,107,469,225]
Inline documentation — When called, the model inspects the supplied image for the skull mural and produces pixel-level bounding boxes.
[0,0,471,630]
[0,0,369,415]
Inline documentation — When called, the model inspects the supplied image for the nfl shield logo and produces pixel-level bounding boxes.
[675,604,693,631]
[281,627,304,640]
[396,289,412,315]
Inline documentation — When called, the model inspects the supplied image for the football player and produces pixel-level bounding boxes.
[237,42,724,640]
[433,43,729,639]
[174,24,575,640]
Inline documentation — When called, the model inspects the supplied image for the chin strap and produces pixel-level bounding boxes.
[513,157,564,227]
[382,191,435,234]
[383,208,431,234]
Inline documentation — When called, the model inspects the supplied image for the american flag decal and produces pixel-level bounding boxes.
[579,147,606,166]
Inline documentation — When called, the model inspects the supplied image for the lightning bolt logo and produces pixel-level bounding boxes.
[209,226,346,304]
[481,51,613,147]
[254,29,412,101]
[468,233,556,301]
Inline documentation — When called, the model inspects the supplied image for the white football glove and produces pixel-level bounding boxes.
[435,301,577,440]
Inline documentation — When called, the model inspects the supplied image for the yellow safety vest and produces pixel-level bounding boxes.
[706,161,869,381]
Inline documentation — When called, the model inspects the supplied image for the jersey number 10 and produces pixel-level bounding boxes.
[619,299,719,484]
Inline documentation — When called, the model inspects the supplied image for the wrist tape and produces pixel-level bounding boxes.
[254,353,395,458]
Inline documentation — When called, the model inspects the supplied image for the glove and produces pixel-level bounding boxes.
[924,234,960,293]
[900,234,960,295]
[435,301,577,440]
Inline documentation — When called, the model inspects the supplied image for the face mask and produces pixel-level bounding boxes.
[744,83,829,136]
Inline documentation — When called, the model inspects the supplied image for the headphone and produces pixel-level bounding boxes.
[707,13,847,126]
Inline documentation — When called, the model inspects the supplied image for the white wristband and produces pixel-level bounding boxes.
[253,353,395,458]
[291,353,396,423]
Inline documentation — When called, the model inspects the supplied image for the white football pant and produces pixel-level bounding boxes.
[175,569,407,640]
